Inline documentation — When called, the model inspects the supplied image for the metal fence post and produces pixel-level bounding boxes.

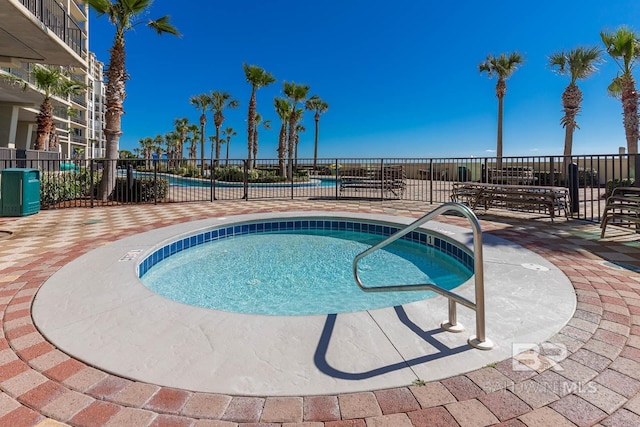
[153,160,158,205]
[89,159,94,208]
[429,158,433,203]
[243,160,249,200]
[568,162,579,215]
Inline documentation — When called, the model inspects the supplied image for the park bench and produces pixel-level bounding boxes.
[451,182,568,220]
[339,165,406,198]
[600,186,640,238]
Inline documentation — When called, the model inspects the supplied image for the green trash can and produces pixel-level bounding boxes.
[457,166,469,182]
[1,168,41,217]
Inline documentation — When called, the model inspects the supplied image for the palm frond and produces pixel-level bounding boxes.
[148,15,181,36]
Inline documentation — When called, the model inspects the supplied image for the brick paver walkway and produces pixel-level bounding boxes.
[2,199,640,426]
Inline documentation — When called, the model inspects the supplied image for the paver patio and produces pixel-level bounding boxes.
[2,199,640,426]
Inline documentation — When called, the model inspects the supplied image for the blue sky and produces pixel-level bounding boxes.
[87,0,640,159]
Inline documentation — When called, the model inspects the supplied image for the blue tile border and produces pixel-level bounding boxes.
[138,218,474,278]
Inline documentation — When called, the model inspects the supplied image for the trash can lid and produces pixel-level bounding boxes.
[2,168,40,172]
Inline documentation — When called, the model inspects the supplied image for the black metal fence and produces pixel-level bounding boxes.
[0,154,637,223]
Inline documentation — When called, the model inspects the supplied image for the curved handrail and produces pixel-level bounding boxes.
[352,202,492,349]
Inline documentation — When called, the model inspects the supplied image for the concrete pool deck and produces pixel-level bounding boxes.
[1,199,640,425]
[31,211,575,397]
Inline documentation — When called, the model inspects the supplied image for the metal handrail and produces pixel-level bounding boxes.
[352,202,493,350]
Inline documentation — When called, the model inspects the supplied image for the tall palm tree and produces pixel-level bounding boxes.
[210,91,239,163]
[294,121,305,169]
[284,81,310,179]
[190,93,211,175]
[601,27,640,154]
[84,0,179,200]
[252,113,271,169]
[174,117,190,165]
[208,135,217,160]
[222,127,236,165]
[186,124,200,169]
[243,64,276,168]
[30,65,86,150]
[153,134,165,170]
[549,46,602,177]
[305,95,329,171]
[164,131,180,170]
[479,52,524,168]
[274,97,292,177]
[139,136,154,169]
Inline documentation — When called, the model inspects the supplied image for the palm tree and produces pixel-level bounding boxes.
[601,27,640,155]
[208,135,217,161]
[294,121,305,169]
[84,0,179,200]
[549,47,602,177]
[283,81,310,179]
[478,52,525,168]
[252,113,271,169]
[186,124,200,169]
[152,134,165,170]
[165,131,180,170]
[174,117,190,166]
[274,97,292,177]
[305,95,329,171]
[222,127,236,165]
[243,64,276,168]
[210,91,239,163]
[190,93,211,175]
[139,136,154,169]
[30,65,86,150]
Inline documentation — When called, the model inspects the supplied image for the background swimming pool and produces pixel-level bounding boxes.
[141,228,472,316]
[121,170,337,188]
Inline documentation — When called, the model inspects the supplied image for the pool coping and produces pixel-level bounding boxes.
[31,211,576,396]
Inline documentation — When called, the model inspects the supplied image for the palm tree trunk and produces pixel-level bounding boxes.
[215,125,221,162]
[100,36,126,201]
[278,125,287,177]
[495,79,506,170]
[621,75,640,155]
[199,115,206,176]
[496,95,504,170]
[247,90,256,168]
[287,117,296,180]
[253,129,258,169]
[313,114,319,171]
[225,137,230,166]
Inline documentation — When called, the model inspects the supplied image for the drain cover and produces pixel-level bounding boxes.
[599,260,640,273]
[521,263,549,271]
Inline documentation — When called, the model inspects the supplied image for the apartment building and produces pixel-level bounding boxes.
[0,0,106,160]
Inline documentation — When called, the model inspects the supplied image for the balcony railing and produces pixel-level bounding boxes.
[70,115,87,126]
[19,0,86,57]
[70,134,86,144]
[71,94,87,107]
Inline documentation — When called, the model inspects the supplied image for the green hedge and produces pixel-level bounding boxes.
[40,170,101,206]
[114,177,169,202]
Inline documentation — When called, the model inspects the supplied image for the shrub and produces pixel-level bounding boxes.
[114,177,169,202]
[40,169,102,206]
[215,165,245,182]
